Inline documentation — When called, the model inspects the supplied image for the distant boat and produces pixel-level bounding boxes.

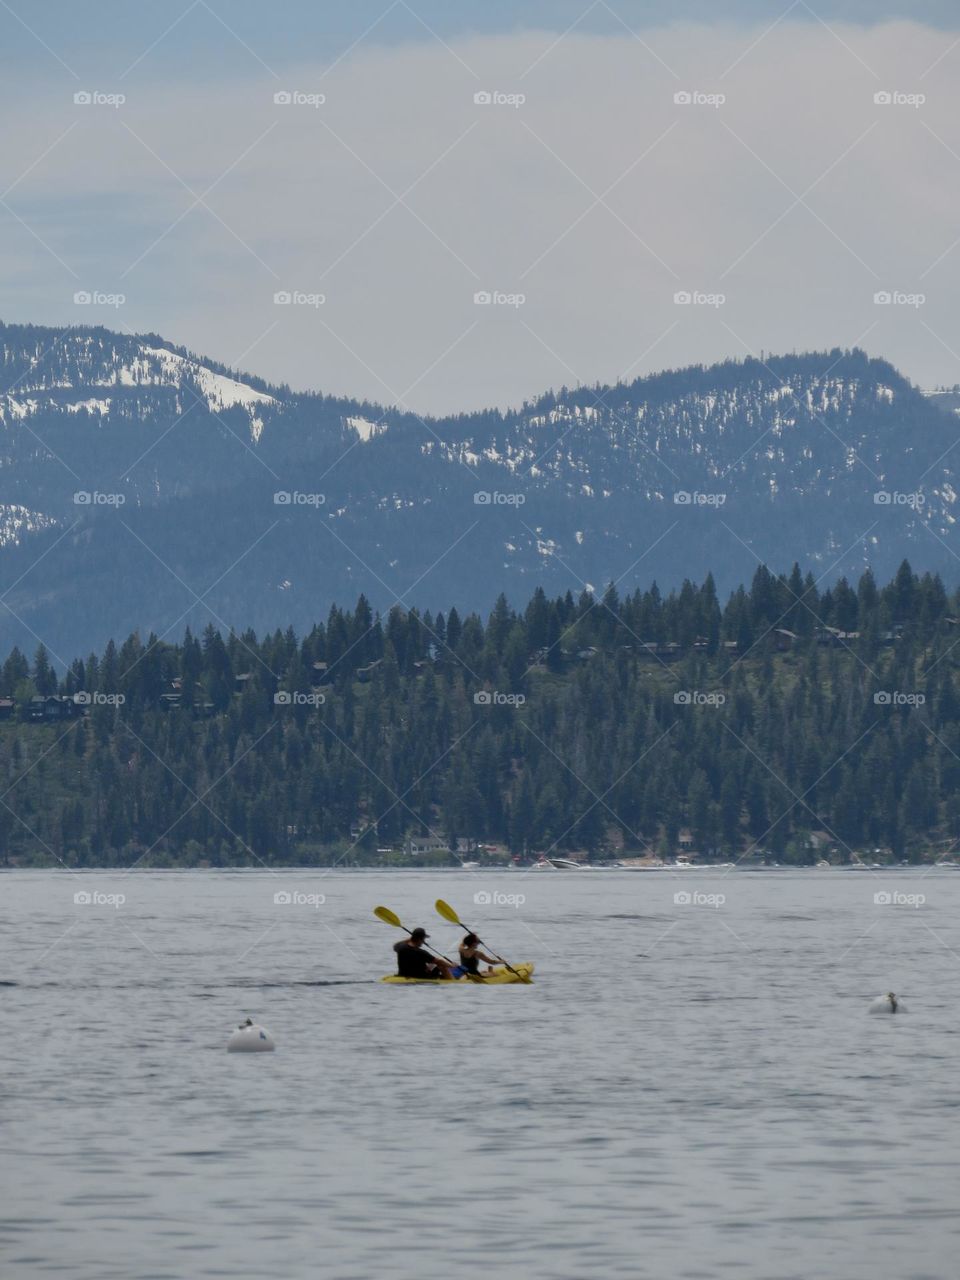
[533,857,586,870]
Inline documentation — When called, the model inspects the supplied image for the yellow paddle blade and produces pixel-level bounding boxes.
[374,905,403,928]
[435,898,461,925]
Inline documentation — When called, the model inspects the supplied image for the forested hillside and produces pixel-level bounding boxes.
[2,561,959,867]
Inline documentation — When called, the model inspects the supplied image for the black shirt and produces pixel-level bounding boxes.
[394,940,436,978]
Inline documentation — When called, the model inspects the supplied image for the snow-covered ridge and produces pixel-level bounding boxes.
[413,374,906,496]
[130,347,275,412]
[0,341,277,439]
[134,347,276,440]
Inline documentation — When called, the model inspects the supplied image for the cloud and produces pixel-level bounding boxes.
[2,19,959,411]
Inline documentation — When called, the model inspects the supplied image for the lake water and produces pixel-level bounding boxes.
[2,867,959,1279]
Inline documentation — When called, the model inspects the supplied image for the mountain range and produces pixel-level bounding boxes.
[0,320,958,661]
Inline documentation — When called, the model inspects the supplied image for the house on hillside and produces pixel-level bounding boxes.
[815,626,860,647]
[158,681,214,717]
[28,695,78,722]
[405,835,448,856]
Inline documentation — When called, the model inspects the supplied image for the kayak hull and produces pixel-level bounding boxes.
[380,962,534,985]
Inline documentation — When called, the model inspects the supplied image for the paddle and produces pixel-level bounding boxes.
[373,905,481,980]
[434,899,531,983]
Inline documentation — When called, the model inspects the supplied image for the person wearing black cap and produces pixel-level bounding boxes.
[393,927,454,980]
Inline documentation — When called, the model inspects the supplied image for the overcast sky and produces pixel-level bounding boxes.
[3,1,960,414]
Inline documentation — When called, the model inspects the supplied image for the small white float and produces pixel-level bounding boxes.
[868,992,907,1015]
[227,1018,275,1052]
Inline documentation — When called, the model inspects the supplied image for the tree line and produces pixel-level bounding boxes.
[1,559,959,866]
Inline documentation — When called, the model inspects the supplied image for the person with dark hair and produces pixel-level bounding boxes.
[393,927,453,979]
[458,931,499,977]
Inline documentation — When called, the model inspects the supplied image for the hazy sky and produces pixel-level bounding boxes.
[3,1,960,413]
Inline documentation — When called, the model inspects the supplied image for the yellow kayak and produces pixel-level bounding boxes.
[380,962,534,985]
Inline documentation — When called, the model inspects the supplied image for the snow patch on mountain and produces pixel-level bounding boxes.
[0,504,57,547]
[346,415,385,442]
[0,397,36,423]
[66,398,112,415]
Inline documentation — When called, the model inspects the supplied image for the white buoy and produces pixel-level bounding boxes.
[868,992,907,1015]
[227,1018,275,1052]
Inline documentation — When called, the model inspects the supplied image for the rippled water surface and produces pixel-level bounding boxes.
[3,867,960,1279]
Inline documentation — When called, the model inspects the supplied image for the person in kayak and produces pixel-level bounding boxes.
[394,928,453,980]
[458,932,499,976]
